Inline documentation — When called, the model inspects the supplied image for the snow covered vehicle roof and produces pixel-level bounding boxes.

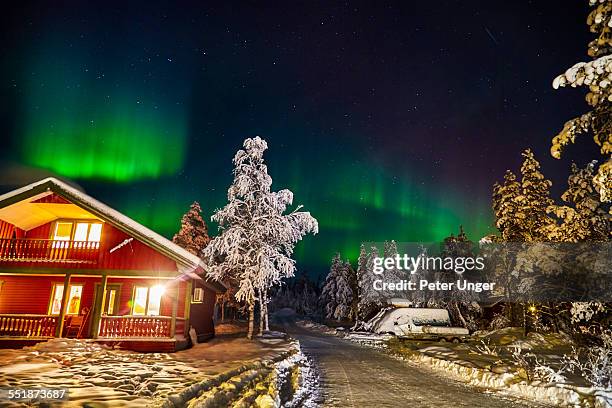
[369,308,451,334]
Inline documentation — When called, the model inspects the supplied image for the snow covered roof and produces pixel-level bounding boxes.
[0,178,224,291]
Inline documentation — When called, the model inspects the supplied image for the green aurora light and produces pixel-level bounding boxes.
[18,44,188,182]
[7,32,495,276]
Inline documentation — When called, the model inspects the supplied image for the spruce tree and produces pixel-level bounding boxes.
[492,170,522,241]
[549,161,611,241]
[439,227,480,329]
[321,253,342,319]
[551,0,612,202]
[173,201,210,255]
[333,260,355,321]
[358,245,385,321]
[382,240,406,299]
[355,244,368,321]
[516,149,555,241]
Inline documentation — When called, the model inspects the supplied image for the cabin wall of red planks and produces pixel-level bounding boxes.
[99,224,178,271]
[0,220,24,239]
[189,281,216,342]
[25,223,52,239]
[30,194,71,204]
[0,275,186,320]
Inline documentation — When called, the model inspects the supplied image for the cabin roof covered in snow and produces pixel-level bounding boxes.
[0,177,225,291]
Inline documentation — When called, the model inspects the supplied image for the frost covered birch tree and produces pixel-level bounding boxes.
[203,137,318,339]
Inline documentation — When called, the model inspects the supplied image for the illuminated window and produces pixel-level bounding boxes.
[50,285,64,315]
[131,285,165,316]
[192,287,204,303]
[74,222,103,245]
[49,284,83,315]
[105,289,117,315]
[74,223,89,241]
[148,285,164,316]
[67,286,83,314]
[88,223,102,242]
[52,221,102,244]
[132,287,148,316]
[53,222,73,242]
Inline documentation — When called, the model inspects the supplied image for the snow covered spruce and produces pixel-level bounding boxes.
[203,137,318,340]
[551,0,612,202]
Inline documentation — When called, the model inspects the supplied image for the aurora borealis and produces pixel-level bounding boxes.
[0,1,600,277]
[17,33,189,181]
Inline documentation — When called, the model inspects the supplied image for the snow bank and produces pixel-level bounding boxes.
[156,340,317,408]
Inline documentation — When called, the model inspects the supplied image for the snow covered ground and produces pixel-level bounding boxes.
[298,321,612,407]
[0,335,301,407]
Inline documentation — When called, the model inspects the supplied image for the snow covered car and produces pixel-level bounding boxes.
[369,307,469,342]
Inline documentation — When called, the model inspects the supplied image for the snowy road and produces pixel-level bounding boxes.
[287,325,550,408]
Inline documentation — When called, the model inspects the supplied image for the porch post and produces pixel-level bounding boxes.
[55,273,71,337]
[183,280,192,335]
[170,284,179,337]
[91,274,108,339]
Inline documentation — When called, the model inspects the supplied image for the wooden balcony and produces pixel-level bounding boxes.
[98,315,174,339]
[0,239,99,264]
[0,314,58,338]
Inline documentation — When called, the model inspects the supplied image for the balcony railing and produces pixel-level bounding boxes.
[0,314,58,338]
[98,316,172,338]
[0,239,99,264]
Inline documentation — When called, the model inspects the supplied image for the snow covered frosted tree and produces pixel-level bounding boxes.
[547,161,611,241]
[357,245,386,321]
[333,260,355,321]
[439,227,481,330]
[173,201,210,255]
[321,254,342,319]
[355,244,368,321]
[493,150,555,242]
[492,170,522,241]
[381,240,407,299]
[551,0,612,202]
[516,149,555,241]
[491,151,555,329]
[203,137,318,339]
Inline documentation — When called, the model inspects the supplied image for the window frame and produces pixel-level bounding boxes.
[48,283,84,316]
[131,286,150,316]
[192,287,204,304]
[105,288,117,315]
[131,285,164,316]
[50,220,104,243]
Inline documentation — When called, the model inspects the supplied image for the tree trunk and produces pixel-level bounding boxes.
[256,290,263,336]
[452,302,468,328]
[263,289,269,332]
[221,300,226,322]
[247,302,255,340]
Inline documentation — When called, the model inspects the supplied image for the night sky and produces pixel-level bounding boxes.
[0,1,601,277]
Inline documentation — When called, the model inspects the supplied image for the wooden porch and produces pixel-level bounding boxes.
[0,238,100,264]
[0,272,191,351]
[0,314,186,340]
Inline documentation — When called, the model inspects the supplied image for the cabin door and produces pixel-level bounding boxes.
[89,283,121,336]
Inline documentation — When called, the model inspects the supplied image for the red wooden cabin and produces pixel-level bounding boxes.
[0,178,225,352]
